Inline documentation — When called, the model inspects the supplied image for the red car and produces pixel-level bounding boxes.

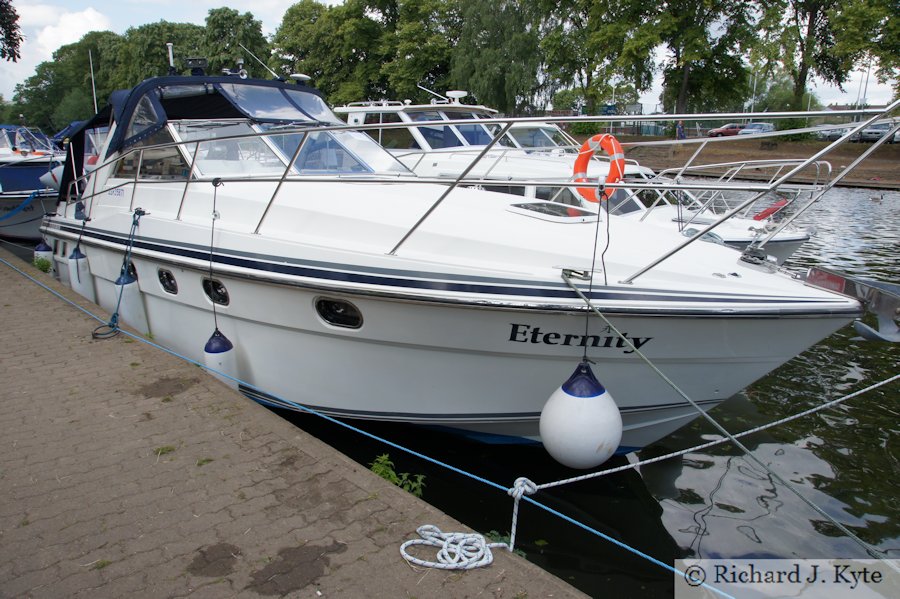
[708,123,746,137]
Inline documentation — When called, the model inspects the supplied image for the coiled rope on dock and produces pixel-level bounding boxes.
[400,525,507,570]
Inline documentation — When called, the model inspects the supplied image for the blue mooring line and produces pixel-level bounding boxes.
[0,254,734,599]
[0,190,41,222]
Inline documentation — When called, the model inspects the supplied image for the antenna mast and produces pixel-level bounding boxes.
[416,84,447,102]
[238,43,283,81]
[88,49,98,114]
[166,42,176,75]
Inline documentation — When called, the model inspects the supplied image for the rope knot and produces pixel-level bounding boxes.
[508,477,537,501]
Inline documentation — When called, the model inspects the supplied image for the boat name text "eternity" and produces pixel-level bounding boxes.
[508,324,653,353]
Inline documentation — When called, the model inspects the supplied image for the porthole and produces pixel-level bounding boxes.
[315,298,362,329]
[202,277,230,306]
[158,269,178,294]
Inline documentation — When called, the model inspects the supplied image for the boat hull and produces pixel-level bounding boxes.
[0,190,56,241]
[43,233,855,451]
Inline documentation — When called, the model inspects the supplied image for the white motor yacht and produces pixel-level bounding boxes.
[42,71,860,453]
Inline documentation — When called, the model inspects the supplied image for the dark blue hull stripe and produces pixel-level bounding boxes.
[54,223,852,309]
[239,385,722,420]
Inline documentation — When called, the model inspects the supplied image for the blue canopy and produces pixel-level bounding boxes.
[52,121,86,147]
[104,75,340,156]
[56,73,339,204]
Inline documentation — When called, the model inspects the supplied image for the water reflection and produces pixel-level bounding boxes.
[642,187,899,563]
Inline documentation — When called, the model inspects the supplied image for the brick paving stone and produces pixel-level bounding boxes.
[0,247,587,598]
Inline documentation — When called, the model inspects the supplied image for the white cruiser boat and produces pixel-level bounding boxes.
[335,97,812,264]
[42,71,860,452]
[334,94,653,205]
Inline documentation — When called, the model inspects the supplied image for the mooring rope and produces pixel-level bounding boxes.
[3,255,893,590]
[561,271,896,567]
[0,190,41,222]
[91,207,145,339]
[400,525,507,570]
[535,372,900,491]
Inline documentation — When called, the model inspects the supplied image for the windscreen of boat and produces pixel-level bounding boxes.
[13,128,55,153]
[605,189,644,214]
[217,83,341,124]
[449,112,515,147]
[259,125,410,175]
[509,126,573,150]
[173,120,293,177]
[409,111,464,149]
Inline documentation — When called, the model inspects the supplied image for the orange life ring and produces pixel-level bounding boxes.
[573,134,625,202]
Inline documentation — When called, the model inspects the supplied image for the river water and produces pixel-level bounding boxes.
[3,186,896,597]
[269,186,899,597]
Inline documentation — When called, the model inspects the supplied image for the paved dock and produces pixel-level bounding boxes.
[0,246,586,599]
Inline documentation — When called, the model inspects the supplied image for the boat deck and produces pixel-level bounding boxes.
[0,246,585,598]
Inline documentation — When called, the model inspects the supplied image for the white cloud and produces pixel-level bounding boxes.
[16,5,64,28]
[0,7,111,101]
[34,9,111,61]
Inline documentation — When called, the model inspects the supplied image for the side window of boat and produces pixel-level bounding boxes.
[114,129,189,180]
[361,113,420,150]
[410,111,463,149]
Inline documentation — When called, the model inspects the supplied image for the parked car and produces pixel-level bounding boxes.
[738,122,776,135]
[816,127,846,142]
[857,120,895,143]
[707,123,745,137]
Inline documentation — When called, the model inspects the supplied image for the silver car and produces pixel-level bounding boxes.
[858,121,894,142]
[738,122,775,135]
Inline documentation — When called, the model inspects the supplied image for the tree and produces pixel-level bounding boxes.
[203,8,269,78]
[750,69,822,113]
[382,0,462,101]
[271,0,398,104]
[755,0,850,109]
[0,0,22,61]
[451,0,542,113]
[270,0,329,80]
[541,1,657,115]
[649,0,755,113]
[110,21,205,89]
[13,31,123,131]
[830,0,899,92]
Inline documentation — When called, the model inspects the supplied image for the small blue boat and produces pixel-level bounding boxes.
[0,125,65,240]
[0,125,64,192]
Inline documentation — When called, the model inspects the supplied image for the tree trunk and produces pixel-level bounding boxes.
[793,4,819,109]
[676,61,691,114]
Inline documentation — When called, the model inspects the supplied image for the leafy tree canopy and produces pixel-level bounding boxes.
[0,0,22,61]
[204,7,268,78]
[830,0,899,94]
[451,0,542,113]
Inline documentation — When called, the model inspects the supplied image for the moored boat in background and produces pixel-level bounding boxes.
[0,125,65,241]
[336,94,814,264]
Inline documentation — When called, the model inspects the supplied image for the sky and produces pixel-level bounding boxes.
[2,0,895,112]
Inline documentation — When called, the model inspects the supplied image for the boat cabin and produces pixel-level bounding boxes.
[57,75,409,200]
